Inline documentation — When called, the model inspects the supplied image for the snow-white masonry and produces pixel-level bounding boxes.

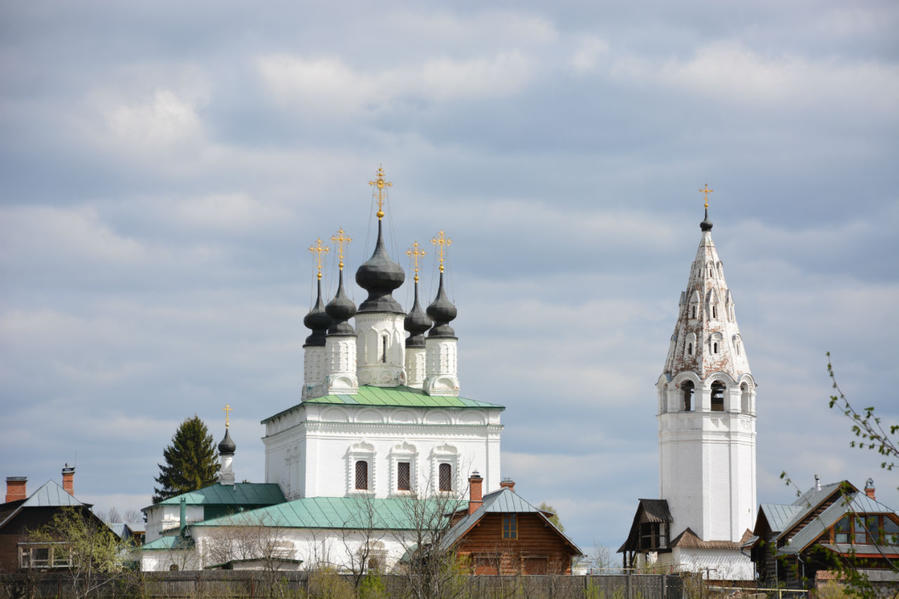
[655,212,757,579]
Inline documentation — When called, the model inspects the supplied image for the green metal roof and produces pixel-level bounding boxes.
[142,534,195,551]
[193,496,461,531]
[152,483,285,508]
[262,385,503,423]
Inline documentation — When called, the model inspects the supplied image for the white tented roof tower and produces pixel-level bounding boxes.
[655,189,757,578]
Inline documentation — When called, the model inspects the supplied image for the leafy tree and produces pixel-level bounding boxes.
[29,507,125,599]
[538,502,564,532]
[153,415,220,503]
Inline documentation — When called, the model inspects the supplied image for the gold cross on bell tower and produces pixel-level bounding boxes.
[406,241,426,283]
[431,231,452,273]
[699,184,714,209]
[368,166,392,221]
[224,404,232,429]
[308,238,329,280]
[331,228,352,271]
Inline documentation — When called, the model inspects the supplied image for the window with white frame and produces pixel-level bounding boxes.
[18,543,70,569]
[431,444,459,494]
[347,441,376,494]
[389,442,417,495]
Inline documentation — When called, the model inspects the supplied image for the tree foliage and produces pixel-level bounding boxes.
[29,507,125,599]
[153,415,220,503]
[538,502,564,532]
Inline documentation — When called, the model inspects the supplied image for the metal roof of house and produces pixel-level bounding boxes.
[773,482,846,541]
[151,483,285,508]
[0,480,92,530]
[141,534,195,551]
[781,492,898,554]
[758,503,803,533]
[192,496,459,531]
[440,487,582,554]
[262,385,503,423]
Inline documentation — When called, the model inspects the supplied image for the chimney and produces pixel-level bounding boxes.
[62,464,75,495]
[500,477,515,491]
[865,478,876,500]
[468,472,483,515]
[5,476,27,503]
[814,474,821,492]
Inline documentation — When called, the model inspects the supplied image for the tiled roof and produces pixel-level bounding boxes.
[263,385,503,423]
[440,487,581,554]
[152,483,285,508]
[192,496,459,531]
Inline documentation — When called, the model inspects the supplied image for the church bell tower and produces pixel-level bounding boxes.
[657,187,757,547]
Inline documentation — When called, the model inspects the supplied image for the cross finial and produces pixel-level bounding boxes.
[308,238,330,280]
[224,404,232,428]
[431,231,452,273]
[368,165,392,221]
[330,228,352,271]
[699,184,714,209]
[406,241,427,283]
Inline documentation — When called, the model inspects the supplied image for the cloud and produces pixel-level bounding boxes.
[256,51,535,116]
[105,89,204,146]
[570,36,610,72]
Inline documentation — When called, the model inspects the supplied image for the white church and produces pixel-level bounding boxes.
[141,168,504,571]
[618,191,757,580]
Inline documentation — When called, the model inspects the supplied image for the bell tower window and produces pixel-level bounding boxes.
[682,381,694,412]
[711,381,725,412]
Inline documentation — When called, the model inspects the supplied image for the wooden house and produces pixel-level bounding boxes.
[441,473,582,575]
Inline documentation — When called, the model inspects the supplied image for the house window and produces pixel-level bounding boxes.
[355,460,369,490]
[711,381,725,412]
[834,515,850,543]
[397,462,411,491]
[682,381,694,412]
[18,544,70,569]
[503,514,518,539]
[439,463,452,492]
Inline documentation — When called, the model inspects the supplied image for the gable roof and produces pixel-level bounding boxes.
[440,487,582,555]
[776,481,855,543]
[758,503,803,534]
[0,480,92,530]
[191,496,460,531]
[670,527,742,550]
[149,483,285,509]
[617,499,673,553]
[781,491,898,555]
[263,385,503,423]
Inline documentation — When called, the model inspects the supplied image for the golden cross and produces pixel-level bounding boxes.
[406,241,427,283]
[224,404,232,428]
[431,231,452,273]
[699,184,714,209]
[308,238,329,280]
[368,166,392,221]
[331,228,352,271]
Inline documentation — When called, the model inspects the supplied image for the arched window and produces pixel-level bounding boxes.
[381,335,388,363]
[712,305,718,319]
[682,381,694,412]
[713,342,719,354]
[687,342,693,356]
[355,460,369,490]
[740,382,750,413]
[711,382,725,412]
[439,463,452,492]
[691,305,697,318]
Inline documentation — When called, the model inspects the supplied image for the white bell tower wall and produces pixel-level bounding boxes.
[355,312,406,387]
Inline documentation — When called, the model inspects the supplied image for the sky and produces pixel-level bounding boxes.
[1,1,897,554]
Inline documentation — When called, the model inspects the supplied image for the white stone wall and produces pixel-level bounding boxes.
[144,504,206,543]
[325,336,357,394]
[302,346,327,399]
[263,403,502,500]
[143,527,416,572]
[404,347,427,389]
[355,313,407,387]
[424,337,459,397]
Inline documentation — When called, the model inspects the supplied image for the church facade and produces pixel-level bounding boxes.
[619,195,757,580]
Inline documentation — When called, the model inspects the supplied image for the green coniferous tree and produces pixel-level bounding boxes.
[153,415,220,503]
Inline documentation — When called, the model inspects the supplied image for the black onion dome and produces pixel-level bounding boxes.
[426,272,457,338]
[404,281,432,348]
[303,279,333,347]
[218,428,236,455]
[700,206,713,232]
[326,271,356,335]
[355,221,405,314]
